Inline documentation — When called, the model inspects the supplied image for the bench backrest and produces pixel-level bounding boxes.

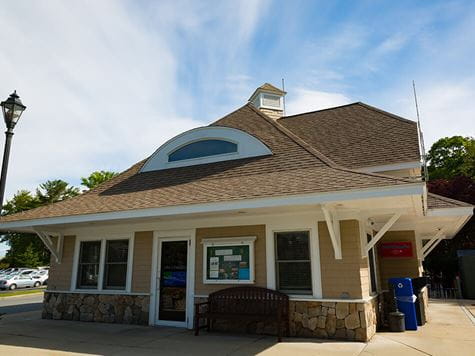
[208,286,289,316]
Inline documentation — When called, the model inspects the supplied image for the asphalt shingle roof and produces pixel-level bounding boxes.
[427,193,473,209]
[278,102,421,169]
[0,104,413,223]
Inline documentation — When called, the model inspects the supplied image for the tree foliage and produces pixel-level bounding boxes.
[1,172,116,268]
[424,136,475,285]
[427,136,475,180]
[81,171,118,190]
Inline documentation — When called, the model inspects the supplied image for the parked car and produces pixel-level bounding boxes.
[0,274,41,290]
[31,270,48,285]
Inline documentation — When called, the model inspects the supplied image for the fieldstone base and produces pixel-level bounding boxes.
[289,299,378,342]
[42,292,150,325]
[194,296,378,342]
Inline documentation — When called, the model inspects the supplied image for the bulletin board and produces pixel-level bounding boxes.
[203,237,255,284]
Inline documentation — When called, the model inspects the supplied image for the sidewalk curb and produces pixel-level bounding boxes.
[0,291,45,299]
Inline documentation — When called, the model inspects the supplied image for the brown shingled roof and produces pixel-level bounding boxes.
[427,193,473,209]
[278,102,421,169]
[248,83,286,101]
[0,104,414,224]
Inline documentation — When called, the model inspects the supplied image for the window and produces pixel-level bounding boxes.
[275,231,312,294]
[203,237,255,284]
[261,94,281,108]
[168,139,237,162]
[103,240,129,290]
[76,238,130,291]
[77,241,101,289]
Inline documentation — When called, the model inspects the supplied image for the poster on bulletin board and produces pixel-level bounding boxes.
[206,245,250,281]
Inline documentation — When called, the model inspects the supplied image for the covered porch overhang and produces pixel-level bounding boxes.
[370,206,473,260]
[0,183,426,263]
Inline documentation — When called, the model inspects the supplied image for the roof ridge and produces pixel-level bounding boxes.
[279,102,361,120]
[279,101,417,126]
[247,104,414,185]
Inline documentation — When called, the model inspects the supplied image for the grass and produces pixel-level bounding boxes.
[0,288,45,298]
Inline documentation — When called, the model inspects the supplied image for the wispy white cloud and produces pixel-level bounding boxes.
[0,0,269,200]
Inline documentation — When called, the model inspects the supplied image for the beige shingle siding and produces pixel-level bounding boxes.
[194,225,266,296]
[377,230,421,290]
[318,220,369,299]
[279,102,421,169]
[131,231,153,293]
[48,235,75,291]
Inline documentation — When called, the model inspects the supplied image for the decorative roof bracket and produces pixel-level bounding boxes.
[322,205,342,259]
[365,213,401,253]
[35,230,63,263]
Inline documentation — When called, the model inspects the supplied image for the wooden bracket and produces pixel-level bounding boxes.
[422,233,445,259]
[35,230,63,263]
[365,213,401,253]
[322,205,342,259]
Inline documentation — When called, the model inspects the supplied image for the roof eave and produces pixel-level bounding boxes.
[0,182,424,231]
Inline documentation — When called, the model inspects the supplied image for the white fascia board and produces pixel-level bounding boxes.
[427,207,474,217]
[0,183,424,231]
[355,161,421,173]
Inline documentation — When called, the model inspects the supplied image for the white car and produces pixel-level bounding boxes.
[31,270,48,285]
[0,274,41,290]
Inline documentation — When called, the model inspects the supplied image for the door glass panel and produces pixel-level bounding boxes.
[159,241,187,322]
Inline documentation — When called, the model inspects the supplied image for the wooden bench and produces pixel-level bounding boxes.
[194,286,289,342]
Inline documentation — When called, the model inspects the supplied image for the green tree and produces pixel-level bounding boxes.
[427,136,475,180]
[81,170,118,190]
[36,179,79,204]
[1,180,79,267]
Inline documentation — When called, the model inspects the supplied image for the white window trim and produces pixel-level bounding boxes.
[266,219,322,299]
[140,126,272,172]
[202,236,256,284]
[70,233,134,293]
[258,93,283,110]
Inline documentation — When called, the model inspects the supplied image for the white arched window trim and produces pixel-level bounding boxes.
[140,126,272,172]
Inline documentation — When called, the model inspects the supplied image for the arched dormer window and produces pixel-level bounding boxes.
[168,139,237,162]
[140,126,272,172]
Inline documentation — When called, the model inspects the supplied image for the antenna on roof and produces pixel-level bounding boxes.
[282,78,286,116]
[413,80,428,181]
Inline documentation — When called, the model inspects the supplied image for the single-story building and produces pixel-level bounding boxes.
[0,83,472,341]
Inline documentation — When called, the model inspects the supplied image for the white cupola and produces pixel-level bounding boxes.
[248,83,286,120]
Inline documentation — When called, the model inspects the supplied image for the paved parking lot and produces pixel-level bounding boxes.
[0,300,473,355]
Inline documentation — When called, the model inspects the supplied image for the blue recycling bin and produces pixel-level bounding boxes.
[389,277,418,330]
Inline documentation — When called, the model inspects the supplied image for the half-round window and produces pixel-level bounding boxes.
[168,139,238,162]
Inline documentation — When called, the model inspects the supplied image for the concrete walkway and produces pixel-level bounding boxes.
[0,300,473,355]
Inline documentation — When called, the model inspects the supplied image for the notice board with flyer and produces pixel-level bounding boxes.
[206,244,251,282]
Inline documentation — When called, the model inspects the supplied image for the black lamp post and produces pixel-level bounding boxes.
[0,91,26,211]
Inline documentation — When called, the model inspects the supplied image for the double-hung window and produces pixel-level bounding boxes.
[103,240,129,290]
[275,231,312,294]
[77,241,101,289]
[76,238,130,291]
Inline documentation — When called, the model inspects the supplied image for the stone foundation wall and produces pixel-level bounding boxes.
[289,299,378,342]
[43,292,150,325]
[194,296,378,342]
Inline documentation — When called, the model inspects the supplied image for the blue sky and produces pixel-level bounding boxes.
[0,0,474,256]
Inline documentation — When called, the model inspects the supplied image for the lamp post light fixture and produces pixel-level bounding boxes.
[0,91,26,211]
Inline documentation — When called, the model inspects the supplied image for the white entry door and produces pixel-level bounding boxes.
[154,236,193,327]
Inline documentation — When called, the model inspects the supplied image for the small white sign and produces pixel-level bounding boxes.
[223,255,242,261]
[209,257,219,271]
[215,249,233,256]
[209,270,219,278]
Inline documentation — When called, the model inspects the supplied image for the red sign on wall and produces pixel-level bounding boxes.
[379,242,413,258]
